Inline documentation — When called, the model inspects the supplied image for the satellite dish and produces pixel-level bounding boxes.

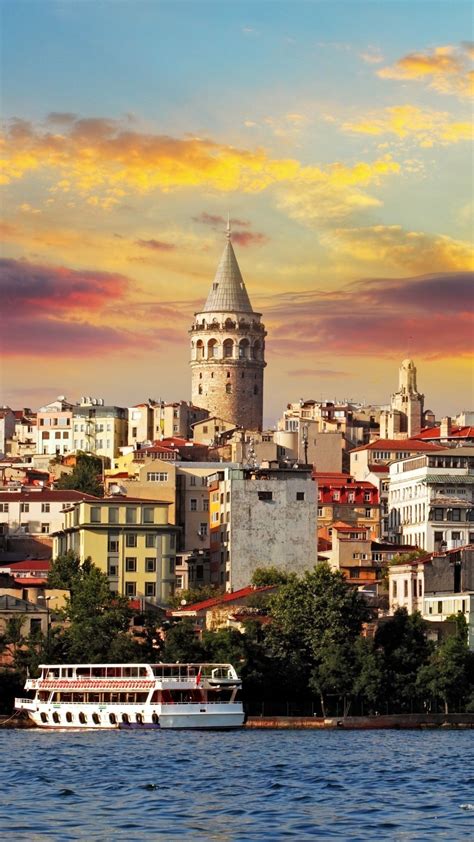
[180,599,187,606]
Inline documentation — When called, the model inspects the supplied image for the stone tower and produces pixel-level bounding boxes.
[380,358,425,438]
[190,223,266,431]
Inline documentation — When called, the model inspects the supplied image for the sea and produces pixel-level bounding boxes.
[1,729,473,840]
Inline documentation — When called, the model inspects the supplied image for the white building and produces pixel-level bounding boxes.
[37,397,74,457]
[0,488,99,538]
[388,447,474,551]
[72,397,128,462]
[208,462,317,590]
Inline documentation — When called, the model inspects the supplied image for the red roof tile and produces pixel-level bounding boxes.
[173,585,276,613]
[0,490,99,502]
[13,577,48,586]
[1,560,50,571]
[350,439,442,453]
[413,426,474,440]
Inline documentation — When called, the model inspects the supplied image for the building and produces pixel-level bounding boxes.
[189,222,266,431]
[128,401,157,448]
[169,584,277,631]
[278,399,376,455]
[328,521,415,589]
[0,488,99,539]
[379,359,426,439]
[0,408,15,457]
[388,545,474,648]
[72,396,128,461]
[37,397,74,456]
[7,408,37,458]
[153,401,209,440]
[350,438,442,537]
[53,496,179,603]
[412,417,474,447]
[208,462,317,590]
[388,447,474,551]
[315,472,381,541]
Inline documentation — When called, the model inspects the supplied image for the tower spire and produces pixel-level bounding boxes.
[226,212,231,240]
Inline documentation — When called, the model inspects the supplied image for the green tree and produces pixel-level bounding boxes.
[168,585,222,609]
[161,619,205,662]
[56,453,104,497]
[250,567,295,587]
[375,608,432,712]
[309,640,357,717]
[417,614,474,713]
[352,637,385,714]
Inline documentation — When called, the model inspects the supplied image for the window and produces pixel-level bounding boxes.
[364,492,371,502]
[392,581,397,598]
[90,507,101,523]
[108,561,118,576]
[30,618,42,635]
[125,582,136,597]
[143,507,154,524]
[0,504,8,513]
[108,536,119,552]
[190,476,197,486]
[145,582,156,597]
[365,508,371,518]
[125,534,137,548]
[190,499,197,511]
[145,558,156,573]
[169,558,175,575]
[41,503,50,513]
[348,493,355,503]
[452,531,461,540]
[170,534,176,549]
[125,557,137,572]
[201,476,208,486]
[418,579,423,596]
[225,383,232,394]
[20,503,29,513]
[403,580,408,598]
[203,499,209,512]
[145,534,156,548]
[199,523,208,537]
[176,575,183,589]
[451,509,461,522]
[126,508,137,524]
[203,426,208,434]
[318,507,323,517]
[147,472,168,482]
[437,601,443,614]
[296,492,305,501]
[41,523,49,534]
[332,491,340,501]
[258,491,273,501]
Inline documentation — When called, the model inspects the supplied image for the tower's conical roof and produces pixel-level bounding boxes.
[202,235,254,313]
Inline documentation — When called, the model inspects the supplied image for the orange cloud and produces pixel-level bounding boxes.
[377,44,473,98]
[343,105,473,147]
[322,225,474,273]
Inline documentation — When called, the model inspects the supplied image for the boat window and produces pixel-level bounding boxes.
[40,712,48,723]
[66,712,73,723]
[122,713,129,723]
[92,713,100,725]
[52,712,60,723]
[109,713,117,725]
[152,713,159,724]
[79,712,87,724]
[136,713,143,724]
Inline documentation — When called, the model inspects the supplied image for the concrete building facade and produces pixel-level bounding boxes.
[190,224,266,431]
[208,463,317,590]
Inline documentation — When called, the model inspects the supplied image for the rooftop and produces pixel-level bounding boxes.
[172,585,276,614]
[200,236,254,314]
[351,439,442,454]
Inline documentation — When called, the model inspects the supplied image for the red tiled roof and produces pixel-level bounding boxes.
[413,426,474,440]
[314,473,376,489]
[332,521,369,532]
[368,465,389,473]
[13,577,48,586]
[0,490,99,502]
[350,439,442,453]
[173,585,276,613]
[0,559,50,571]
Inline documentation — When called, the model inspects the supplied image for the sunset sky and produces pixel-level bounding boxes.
[1,0,473,424]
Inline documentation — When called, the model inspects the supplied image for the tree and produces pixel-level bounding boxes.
[352,637,385,714]
[374,608,432,712]
[250,567,295,587]
[309,640,357,717]
[168,585,222,609]
[417,614,474,713]
[161,619,205,662]
[56,453,104,497]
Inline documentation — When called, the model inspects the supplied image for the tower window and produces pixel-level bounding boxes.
[199,373,202,379]
[226,384,232,394]
[241,372,245,378]
[213,283,218,290]
[253,385,258,395]
[211,372,214,378]
[227,371,230,378]
[198,385,203,395]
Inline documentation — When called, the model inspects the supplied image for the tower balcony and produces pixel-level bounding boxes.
[190,319,266,334]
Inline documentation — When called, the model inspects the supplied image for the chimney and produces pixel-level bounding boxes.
[440,417,452,438]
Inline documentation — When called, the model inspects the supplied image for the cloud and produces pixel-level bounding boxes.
[0,115,299,198]
[321,225,474,273]
[359,47,384,65]
[135,238,176,251]
[192,211,267,246]
[377,44,473,98]
[278,155,400,225]
[265,272,473,360]
[1,257,131,315]
[231,230,268,247]
[343,104,473,147]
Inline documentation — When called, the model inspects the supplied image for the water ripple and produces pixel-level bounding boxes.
[0,730,474,840]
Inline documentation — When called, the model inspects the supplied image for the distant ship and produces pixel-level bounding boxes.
[15,662,245,729]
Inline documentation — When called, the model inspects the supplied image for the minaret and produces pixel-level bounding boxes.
[190,221,266,430]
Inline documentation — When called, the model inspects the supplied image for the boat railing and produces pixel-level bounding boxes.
[15,698,35,707]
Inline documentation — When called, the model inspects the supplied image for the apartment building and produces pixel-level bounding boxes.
[72,397,128,462]
[388,447,474,551]
[53,496,178,603]
[0,488,99,538]
[314,472,381,541]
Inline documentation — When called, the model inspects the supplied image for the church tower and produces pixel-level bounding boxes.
[190,222,266,431]
[380,358,425,438]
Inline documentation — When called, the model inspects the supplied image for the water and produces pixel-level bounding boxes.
[0,729,473,840]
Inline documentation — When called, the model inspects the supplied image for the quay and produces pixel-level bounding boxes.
[245,714,474,730]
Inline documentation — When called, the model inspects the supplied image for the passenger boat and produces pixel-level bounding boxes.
[15,663,244,729]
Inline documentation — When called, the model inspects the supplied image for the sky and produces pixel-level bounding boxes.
[1,0,473,425]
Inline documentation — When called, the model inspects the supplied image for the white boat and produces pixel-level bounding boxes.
[15,662,245,729]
